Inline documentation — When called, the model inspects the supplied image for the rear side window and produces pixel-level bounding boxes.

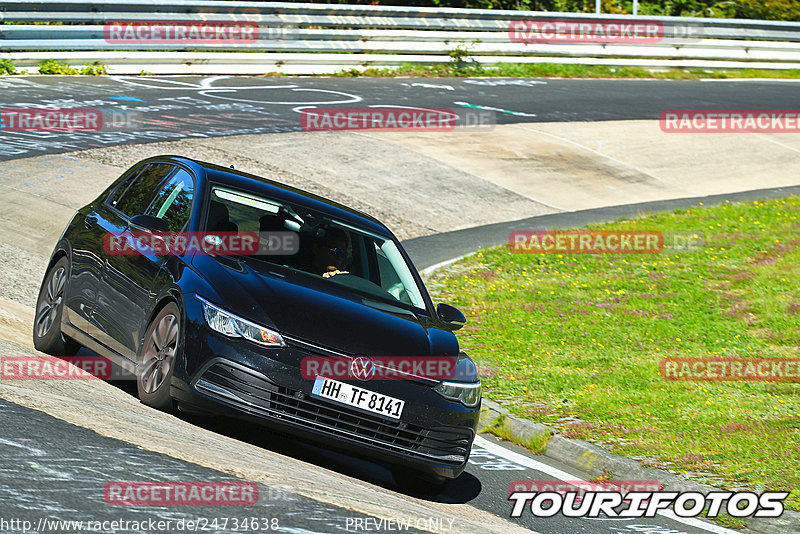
[144,169,195,232]
[111,163,175,217]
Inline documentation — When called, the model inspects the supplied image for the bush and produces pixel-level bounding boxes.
[38,59,79,75]
[323,0,799,20]
[80,61,108,76]
[734,0,800,20]
[0,59,16,75]
[38,59,108,76]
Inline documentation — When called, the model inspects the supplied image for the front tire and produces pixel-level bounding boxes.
[137,302,181,411]
[33,257,80,356]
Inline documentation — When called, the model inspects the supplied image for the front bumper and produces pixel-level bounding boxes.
[171,297,480,479]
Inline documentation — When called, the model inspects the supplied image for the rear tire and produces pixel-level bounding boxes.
[137,302,181,411]
[391,467,450,495]
[33,257,80,356]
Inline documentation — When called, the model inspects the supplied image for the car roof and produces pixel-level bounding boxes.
[143,155,392,238]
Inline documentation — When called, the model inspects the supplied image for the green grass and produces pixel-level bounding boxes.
[428,196,800,510]
[481,414,552,454]
[335,62,800,80]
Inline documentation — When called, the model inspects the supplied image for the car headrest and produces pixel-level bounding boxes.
[208,201,231,231]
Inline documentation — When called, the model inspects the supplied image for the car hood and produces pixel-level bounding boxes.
[194,255,459,358]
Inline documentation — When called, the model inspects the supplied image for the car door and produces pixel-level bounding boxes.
[91,162,178,360]
[96,164,195,362]
[63,165,145,340]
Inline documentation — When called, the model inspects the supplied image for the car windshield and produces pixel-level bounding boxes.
[202,185,427,311]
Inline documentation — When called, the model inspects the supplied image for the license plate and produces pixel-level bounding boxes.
[311,376,404,420]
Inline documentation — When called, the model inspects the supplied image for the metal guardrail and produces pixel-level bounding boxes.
[2,0,800,74]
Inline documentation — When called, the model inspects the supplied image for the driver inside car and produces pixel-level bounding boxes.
[310,227,352,278]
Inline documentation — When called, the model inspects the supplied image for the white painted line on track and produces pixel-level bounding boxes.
[700,78,800,83]
[755,134,800,155]
[473,436,739,534]
[419,253,474,277]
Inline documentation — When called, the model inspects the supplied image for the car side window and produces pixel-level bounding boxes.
[111,163,175,218]
[101,164,146,206]
[144,169,195,232]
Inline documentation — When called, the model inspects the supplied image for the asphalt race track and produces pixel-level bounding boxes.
[2,75,797,534]
[0,395,735,534]
[0,75,798,160]
[0,399,397,534]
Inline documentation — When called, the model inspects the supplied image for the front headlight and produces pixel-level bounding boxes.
[434,381,481,408]
[197,296,285,347]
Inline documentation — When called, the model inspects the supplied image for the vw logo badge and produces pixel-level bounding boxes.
[349,356,375,381]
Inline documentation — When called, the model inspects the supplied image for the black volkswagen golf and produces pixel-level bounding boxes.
[34,156,480,489]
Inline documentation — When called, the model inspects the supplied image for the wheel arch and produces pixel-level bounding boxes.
[139,287,185,355]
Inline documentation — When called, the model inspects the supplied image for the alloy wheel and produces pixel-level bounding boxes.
[139,313,179,394]
[35,266,66,339]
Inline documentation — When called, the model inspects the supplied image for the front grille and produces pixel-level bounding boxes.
[195,361,471,464]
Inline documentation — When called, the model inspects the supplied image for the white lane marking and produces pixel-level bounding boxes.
[468,443,527,471]
[419,253,475,278]
[474,436,575,479]
[111,76,362,105]
[755,133,800,155]
[0,437,47,457]
[454,101,537,118]
[700,78,800,83]
[464,79,547,87]
[473,436,738,534]
[403,82,455,91]
[511,124,699,196]
[199,87,362,106]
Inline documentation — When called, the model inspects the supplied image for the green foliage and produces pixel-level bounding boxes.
[38,59,108,76]
[336,61,800,80]
[0,59,17,75]
[80,61,108,76]
[38,59,79,75]
[734,0,800,21]
[323,0,800,20]
[448,40,484,75]
[339,67,364,77]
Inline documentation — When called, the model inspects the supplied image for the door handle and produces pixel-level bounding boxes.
[83,215,98,229]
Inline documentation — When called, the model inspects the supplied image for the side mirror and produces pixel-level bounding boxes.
[129,214,169,233]
[437,303,466,330]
